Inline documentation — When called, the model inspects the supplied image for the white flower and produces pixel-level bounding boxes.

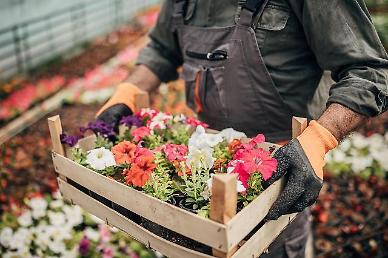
[186,146,215,170]
[86,147,116,170]
[48,211,66,226]
[29,197,48,211]
[236,180,247,193]
[47,239,66,254]
[331,149,347,163]
[173,114,186,123]
[351,133,368,149]
[29,197,48,219]
[63,205,83,227]
[351,156,373,173]
[148,112,173,130]
[17,211,33,227]
[9,228,32,250]
[0,227,13,248]
[372,148,388,170]
[84,228,100,242]
[50,199,64,209]
[367,134,385,152]
[62,247,78,258]
[219,128,247,143]
[339,138,351,152]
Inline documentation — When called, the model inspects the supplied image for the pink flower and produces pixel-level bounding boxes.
[185,117,209,128]
[243,134,265,150]
[136,108,158,120]
[99,224,111,243]
[131,127,151,142]
[232,161,251,188]
[162,144,188,162]
[103,247,114,258]
[229,134,277,186]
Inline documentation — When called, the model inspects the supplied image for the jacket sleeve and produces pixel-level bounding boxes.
[288,0,388,116]
[136,1,183,83]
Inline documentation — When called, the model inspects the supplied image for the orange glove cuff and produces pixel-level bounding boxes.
[96,83,142,117]
[297,120,338,179]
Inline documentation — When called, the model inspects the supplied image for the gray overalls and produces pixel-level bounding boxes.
[173,0,310,257]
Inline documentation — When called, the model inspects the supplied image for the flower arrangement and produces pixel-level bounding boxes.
[0,192,157,258]
[325,132,388,179]
[61,109,278,217]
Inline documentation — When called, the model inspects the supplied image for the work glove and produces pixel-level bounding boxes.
[265,121,338,220]
[96,83,142,129]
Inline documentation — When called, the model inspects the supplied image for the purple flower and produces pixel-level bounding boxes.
[60,133,82,147]
[80,120,115,138]
[79,237,90,256]
[120,115,143,128]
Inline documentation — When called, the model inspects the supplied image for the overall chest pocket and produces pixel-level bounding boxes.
[254,4,290,48]
[182,62,227,118]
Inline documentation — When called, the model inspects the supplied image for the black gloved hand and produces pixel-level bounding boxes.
[264,139,323,220]
[96,103,132,130]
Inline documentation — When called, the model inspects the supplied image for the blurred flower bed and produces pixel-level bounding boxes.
[0,7,159,126]
[0,192,157,258]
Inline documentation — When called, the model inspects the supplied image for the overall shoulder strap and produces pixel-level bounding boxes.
[171,0,187,31]
[238,0,269,27]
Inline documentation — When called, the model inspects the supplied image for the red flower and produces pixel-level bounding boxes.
[131,126,151,142]
[111,141,137,164]
[185,117,209,128]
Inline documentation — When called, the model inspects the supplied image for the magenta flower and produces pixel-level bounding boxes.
[79,236,91,256]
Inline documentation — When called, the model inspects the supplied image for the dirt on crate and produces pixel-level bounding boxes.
[0,104,99,213]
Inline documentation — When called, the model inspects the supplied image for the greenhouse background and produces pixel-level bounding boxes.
[0,1,388,258]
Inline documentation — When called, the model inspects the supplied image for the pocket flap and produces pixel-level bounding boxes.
[256,6,290,31]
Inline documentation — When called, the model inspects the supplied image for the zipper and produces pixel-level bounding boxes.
[186,49,228,61]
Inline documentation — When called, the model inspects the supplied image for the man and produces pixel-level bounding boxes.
[97,0,388,257]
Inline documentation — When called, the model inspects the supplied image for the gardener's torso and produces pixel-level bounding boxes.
[173,0,324,142]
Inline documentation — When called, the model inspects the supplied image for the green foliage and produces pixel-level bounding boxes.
[71,147,88,166]
[239,173,264,207]
[95,134,113,149]
[143,152,174,201]
[143,134,164,149]
[181,166,210,210]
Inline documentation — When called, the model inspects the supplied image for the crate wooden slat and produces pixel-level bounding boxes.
[53,152,229,252]
[58,178,214,258]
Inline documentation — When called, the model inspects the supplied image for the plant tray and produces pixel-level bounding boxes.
[48,92,308,258]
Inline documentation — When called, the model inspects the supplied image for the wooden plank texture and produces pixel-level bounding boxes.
[53,153,228,252]
[226,178,284,250]
[58,178,215,258]
[292,117,308,139]
[210,174,238,257]
[232,213,297,258]
[48,115,65,156]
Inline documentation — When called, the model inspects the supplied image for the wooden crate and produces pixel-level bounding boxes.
[48,92,308,258]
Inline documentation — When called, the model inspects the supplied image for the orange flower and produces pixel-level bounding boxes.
[172,160,191,177]
[124,165,152,187]
[228,139,242,155]
[123,155,156,187]
[111,141,137,164]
